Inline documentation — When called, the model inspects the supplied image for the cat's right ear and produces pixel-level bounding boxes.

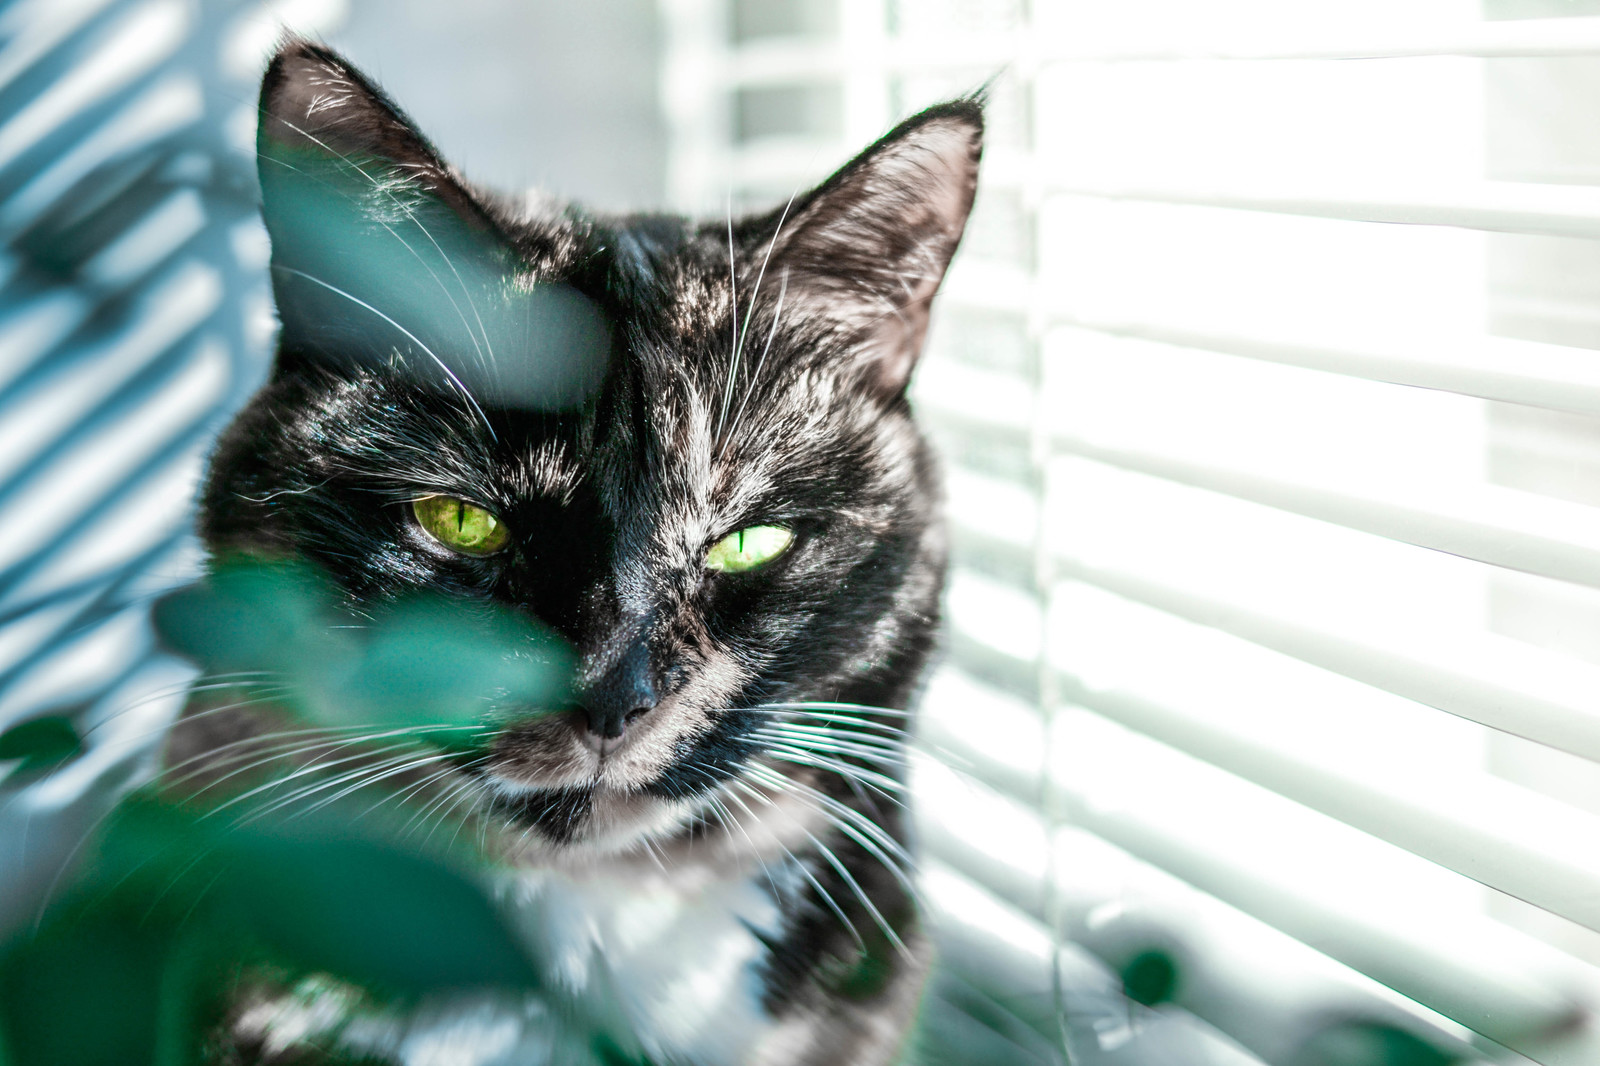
[754,99,983,401]
[255,39,609,411]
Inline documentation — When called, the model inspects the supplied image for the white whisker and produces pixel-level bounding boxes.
[719,190,739,440]
[273,266,495,439]
[717,187,800,443]
[743,763,922,917]
[721,267,789,456]
[724,777,866,951]
[265,119,496,376]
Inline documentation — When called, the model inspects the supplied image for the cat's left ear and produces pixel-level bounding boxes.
[256,38,609,410]
[760,100,983,398]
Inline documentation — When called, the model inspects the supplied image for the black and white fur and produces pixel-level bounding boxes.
[176,38,981,1066]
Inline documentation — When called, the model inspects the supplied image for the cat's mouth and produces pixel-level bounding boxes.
[476,777,701,856]
[482,705,676,791]
[449,701,708,852]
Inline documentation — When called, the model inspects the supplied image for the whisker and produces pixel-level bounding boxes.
[273,266,495,439]
[694,791,746,854]
[719,191,738,441]
[383,763,466,835]
[752,736,909,778]
[81,671,283,732]
[743,764,922,915]
[723,777,866,952]
[160,722,468,797]
[264,119,497,376]
[746,701,916,718]
[739,702,979,773]
[717,187,801,443]
[683,760,789,904]
[733,711,914,748]
[752,739,908,797]
[74,683,298,760]
[743,759,914,863]
[270,750,461,823]
[434,772,492,852]
[201,739,437,819]
[159,727,384,797]
[403,761,488,842]
[755,721,909,754]
[720,267,789,456]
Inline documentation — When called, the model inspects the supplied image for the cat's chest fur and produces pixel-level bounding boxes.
[500,862,798,1063]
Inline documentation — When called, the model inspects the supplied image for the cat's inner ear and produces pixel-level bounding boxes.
[257,39,610,411]
[759,102,983,398]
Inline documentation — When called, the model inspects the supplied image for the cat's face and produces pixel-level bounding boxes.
[196,41,980,856]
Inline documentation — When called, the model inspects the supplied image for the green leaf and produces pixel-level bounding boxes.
[0,715,81,772]
[217,813,542,994]
[152,558,341,677]
[311,594,571,729]
[3,791,544,1064]
[1119,949,1179,1008]
[154,558,572,734]
[0,912,170,1066]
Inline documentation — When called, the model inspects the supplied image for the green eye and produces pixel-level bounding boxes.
[706,525,794,573]
[413,496,511,556]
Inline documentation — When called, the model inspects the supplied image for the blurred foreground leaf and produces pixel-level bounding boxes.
[312,593,569,729]
[0,792,541,1066]
[153,558,571,730]
[1119,948,1179,1008]
[0,715,80,774]
[153,559,334,677]
[224,814,539,992]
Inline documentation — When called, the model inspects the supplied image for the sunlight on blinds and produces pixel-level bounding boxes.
[664,0,1600,1062]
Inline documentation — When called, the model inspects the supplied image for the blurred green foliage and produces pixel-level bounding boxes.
[0,714,81,775]
[0,559,574,1064]
[153,557,572,731]
[1118,948,1178,1008]
[0,792,542,1065]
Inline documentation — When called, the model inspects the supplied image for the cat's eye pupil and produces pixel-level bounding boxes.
[706,525,793,574]
[413,495,511,556]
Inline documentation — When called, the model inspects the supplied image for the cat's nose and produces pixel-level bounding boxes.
[575,638,658,745]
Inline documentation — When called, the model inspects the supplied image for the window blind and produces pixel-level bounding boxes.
[660,2,1600,1062]
[0,0,344,937]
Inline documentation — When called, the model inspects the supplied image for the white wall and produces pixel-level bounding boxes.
[329,0,669,212]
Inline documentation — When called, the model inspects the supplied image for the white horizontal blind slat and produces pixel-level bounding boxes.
[664,1,1600,1060]
[1040,726,1600,1066]
[1056,179,1600,241]
[1041,16,1600,63]
[719,17,1600,74]
[1057,557,1600,765]
[1053,674,1600,937]
[918,679,1558,1065]
[1057,321,1600,419]
[1055,436,1600,592]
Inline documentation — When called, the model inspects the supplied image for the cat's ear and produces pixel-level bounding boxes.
[760,100,983,398]
[256,39,609,410]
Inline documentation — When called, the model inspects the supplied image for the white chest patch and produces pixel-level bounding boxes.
[500,864,788,1064]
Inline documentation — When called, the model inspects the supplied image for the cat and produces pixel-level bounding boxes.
[168,36,981,1066]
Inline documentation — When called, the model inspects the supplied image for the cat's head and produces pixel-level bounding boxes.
[195,39,980,857]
